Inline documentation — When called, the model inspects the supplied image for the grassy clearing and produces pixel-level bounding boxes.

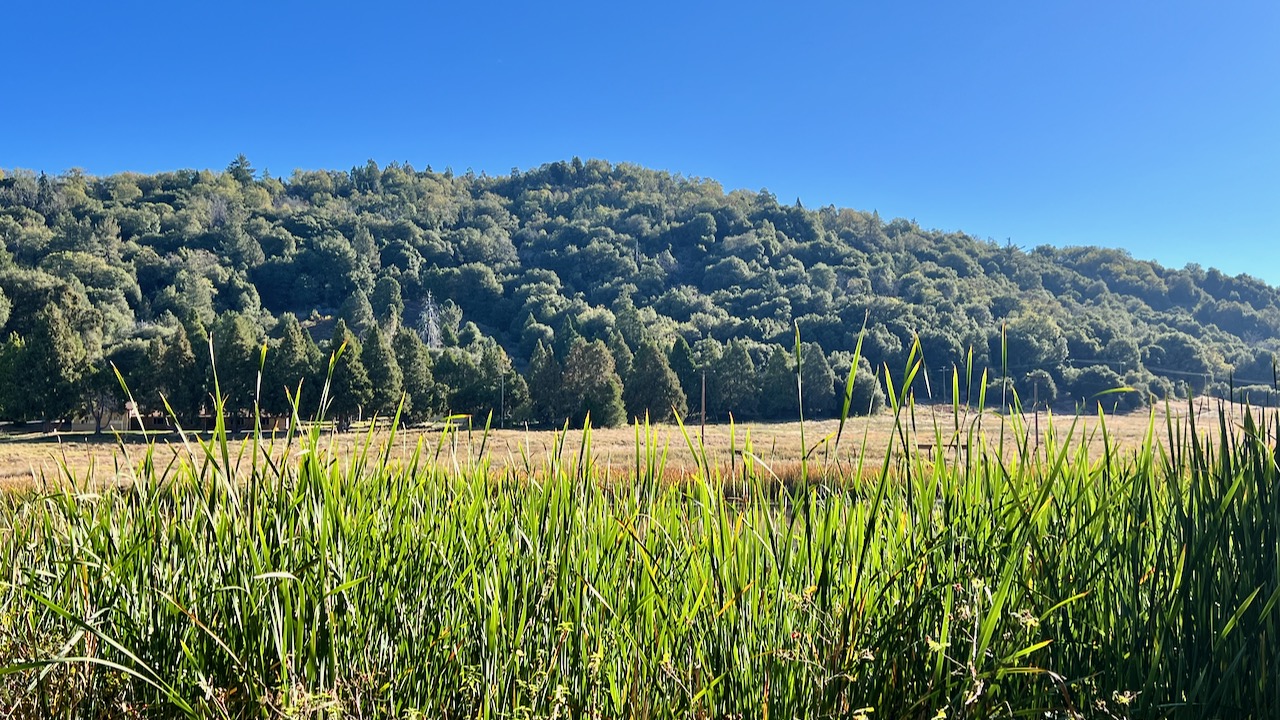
[0,400,1229,492]
[2,346,1279,718]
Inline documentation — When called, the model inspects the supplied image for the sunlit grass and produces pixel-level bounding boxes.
[1,340,1278,718]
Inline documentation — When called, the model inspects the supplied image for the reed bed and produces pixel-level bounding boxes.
[2,344,1279,718]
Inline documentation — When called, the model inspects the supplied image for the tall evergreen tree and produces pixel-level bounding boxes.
[361,325,404,419]
[624,340,687,422]
[339,290,376,335]
[0,334,31,421]
[392,326,443,422]
[211,312,263,423]
[758,346,797,419]
[371,276,405,329]
[709,340,758,420]
[326,319,373,427]
[158,326,204,425]
[668,336,699,404]
[606,329,634,381]
[799,342,837,417]
[526,340,563,424]
[264,313,322,418]
[554,316,582,360]
[561,339,625,427]
[26,306,90,427]
[479,343,528,427]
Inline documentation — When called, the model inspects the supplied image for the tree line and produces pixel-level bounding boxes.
[0,155,1278,430]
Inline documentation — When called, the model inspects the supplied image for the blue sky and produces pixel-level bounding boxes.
[5,1,1278,283]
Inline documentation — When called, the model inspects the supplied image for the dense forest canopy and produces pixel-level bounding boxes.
[0,156,1277,428]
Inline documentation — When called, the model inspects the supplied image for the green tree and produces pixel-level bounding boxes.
[264,313,322,418]
[799,342,836,417]
[479,343,527,427]
[758,346,796,419]
[211,312,263,426]
[339,290,376,335]
[0,335,31,421]
[561,339,625,427]
[371,276,405,329]
[226,154,256,185]
[25,306,90,428]
[392,327,443,422]
[326,319,373,427]
[1020,368,1058,409]
[831,353,885,416]
[708,340,758,419]
[667,336,699,403]
[157,325,205,425]
[361,325,404,419]
[997,314,1068,373]
[88,340,150,433]
[623,340,687,422]
[526,341,564,424]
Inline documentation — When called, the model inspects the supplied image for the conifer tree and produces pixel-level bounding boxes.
[361,325,404,419]
[338,290,376,335]
[526,340,563,424]
[667,336,699,403]
[624,340,687,422]
[265,313,322,417]
[758,345,797,419]
[326,319,373,427]
[211,312,263,423]
[392,326,442,422]
[799,341,837,417]
[561,339,625,427]
[606,329,634,381]
[0,335,31,421]
[25,306,89,427]
[554,316,582,360]
[371,276,404,329]
[157,325,205,425]
[709,340,758,420]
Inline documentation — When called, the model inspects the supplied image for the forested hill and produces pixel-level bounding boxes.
[0,157,1277,428]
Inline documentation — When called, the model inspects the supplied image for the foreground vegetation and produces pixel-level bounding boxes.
[3,349,1280,718]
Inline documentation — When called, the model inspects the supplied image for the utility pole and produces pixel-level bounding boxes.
[500,369,505,430]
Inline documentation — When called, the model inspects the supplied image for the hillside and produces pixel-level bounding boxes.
[0,157,1276,427]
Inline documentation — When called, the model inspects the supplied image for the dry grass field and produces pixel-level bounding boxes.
[0,397,1261,492]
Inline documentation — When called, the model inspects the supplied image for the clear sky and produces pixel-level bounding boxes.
[4,1,1278,284]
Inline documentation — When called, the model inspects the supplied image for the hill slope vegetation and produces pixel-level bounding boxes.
[0,157,1276,426]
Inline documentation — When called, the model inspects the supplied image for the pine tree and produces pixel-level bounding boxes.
[799,342,837,417]
[758,346,797,419]
[526,341,563,424]
[0,334,31,421]
[339,290,376,335]
[554,316,582,360]
[265,313,322,417]
[479,343,527,427]
[326,319,373,427]
[211,312,263,423]
[26,306,89,427]
[606,329,634,380]
[361,325,404,419]
[562,339,625,427]
[392,326,442,422]
[709,340,758,420]
[624,340,687,422]
[371,276,405,329]
[158,325,205,425]
[667,336,699,403]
